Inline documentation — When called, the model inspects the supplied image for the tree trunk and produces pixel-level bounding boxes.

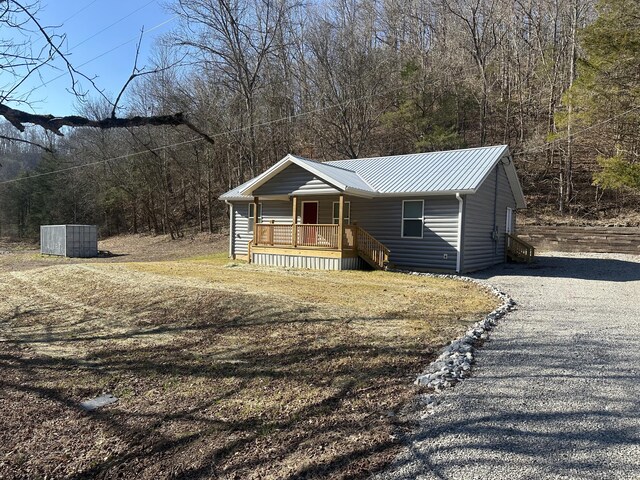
[563,0,580,213]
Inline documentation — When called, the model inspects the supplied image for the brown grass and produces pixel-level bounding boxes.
[0,235,497,479]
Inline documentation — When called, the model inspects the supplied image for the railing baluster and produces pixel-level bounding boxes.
[506,233,535,263]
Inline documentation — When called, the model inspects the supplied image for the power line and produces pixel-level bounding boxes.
[76,16,178,71]
[30,15,178,94]
[514,104,640,157]
[4,91,636,187]
[0,64,522,186]
[0,78,430,186]
[0,136,203,185]
[61,0,100,24]
[68,0,158,51]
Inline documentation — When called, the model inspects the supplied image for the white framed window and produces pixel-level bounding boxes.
[401,200,424,238]
[332,201,351,224]
[248,203,262,231]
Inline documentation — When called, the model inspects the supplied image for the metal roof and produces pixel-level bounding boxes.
[219,177,256,202]
[220,145,526,207]
[325,145,508,193]
[290,155,376,194]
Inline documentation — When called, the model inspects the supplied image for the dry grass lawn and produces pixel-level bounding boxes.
[0,234,497,479]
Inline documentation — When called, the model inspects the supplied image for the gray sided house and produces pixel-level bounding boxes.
[220,145,528,273]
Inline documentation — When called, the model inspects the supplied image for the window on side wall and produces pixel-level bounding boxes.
[402,200,423,238]
[248,203,263,232]
[332,201,351,224]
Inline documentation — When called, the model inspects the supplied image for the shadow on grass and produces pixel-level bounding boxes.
[0,293,428,480]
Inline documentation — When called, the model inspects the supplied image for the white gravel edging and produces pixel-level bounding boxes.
[390,270,516,393]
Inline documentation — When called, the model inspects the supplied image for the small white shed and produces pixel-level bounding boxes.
[40,225,98,258]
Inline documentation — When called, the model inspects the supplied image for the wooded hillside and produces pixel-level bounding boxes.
[0,0,638,238]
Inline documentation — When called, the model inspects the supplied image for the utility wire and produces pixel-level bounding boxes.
[29,15,178,94]
[5,57,636,187]
[60,0,100,23]
[68,0,158,51]
[513,104,640,157]
[0,136,203,185]
[4,93,636,187]
[10,62,607,187]
[0,78,430,186]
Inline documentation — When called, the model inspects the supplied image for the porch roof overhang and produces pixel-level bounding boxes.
[237,154,377,199]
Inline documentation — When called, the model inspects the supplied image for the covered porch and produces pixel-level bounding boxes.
[248,194,389,270]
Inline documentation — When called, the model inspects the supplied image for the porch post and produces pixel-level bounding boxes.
[292,196,298,247]
[253,196,259,244]
[353,220,358,251]
[338,194,345,251]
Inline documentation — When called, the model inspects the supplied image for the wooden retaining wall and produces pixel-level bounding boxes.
[517,226,640,254]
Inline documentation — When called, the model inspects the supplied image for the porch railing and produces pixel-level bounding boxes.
[296,224,339,248]
[256,223,293,246]
[506,233,535,263]
[254,223,389,269]
[355,226,390,269]
[255,223,344,249]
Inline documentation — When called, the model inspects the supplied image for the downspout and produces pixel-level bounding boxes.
[456,193,464,274]
[225,200,233,259]
[492,166,499,256]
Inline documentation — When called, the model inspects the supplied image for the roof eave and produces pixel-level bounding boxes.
[374,189,476,197]
[343,186,376,198]
[467,146,526,209]
[223,188,475,201]
[506,161,527,209]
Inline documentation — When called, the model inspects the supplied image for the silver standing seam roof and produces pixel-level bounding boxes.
[220,145,526,208]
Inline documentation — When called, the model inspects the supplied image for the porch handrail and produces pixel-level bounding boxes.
[354,225,390,269]
[506,233,535,263]
[255,223,340,249]
[252,222,391,270]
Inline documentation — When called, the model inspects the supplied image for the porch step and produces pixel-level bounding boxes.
[506,233,535,263]
[358,251,387,270]
[354,226,390,270]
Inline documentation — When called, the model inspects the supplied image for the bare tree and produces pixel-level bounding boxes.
[171,0,297,177]
[305,0,392,159]
[0,1,213,149]
[442,0,506,146]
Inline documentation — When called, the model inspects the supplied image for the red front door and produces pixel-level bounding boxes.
[302,202,318,224]
[301,202,318,245]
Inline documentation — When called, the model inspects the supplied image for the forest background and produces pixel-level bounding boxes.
[0,0,638,238]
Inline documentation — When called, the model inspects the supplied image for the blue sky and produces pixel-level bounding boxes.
[13,0,176,116]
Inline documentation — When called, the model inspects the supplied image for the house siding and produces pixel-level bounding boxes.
[253,164,340,196]
[462,162,517,272]
[230,200,292,256]
[230,195,460,271]
[349,196,459,271]
[285,195,459,271]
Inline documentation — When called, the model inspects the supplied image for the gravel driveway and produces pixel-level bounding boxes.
[376,252,640,480]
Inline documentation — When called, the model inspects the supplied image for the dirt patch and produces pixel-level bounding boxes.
[0,236,497,479]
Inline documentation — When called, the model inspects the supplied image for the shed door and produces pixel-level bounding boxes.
[505,207,514,234]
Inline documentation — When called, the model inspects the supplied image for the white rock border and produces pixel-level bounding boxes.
[389,269,515,392]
